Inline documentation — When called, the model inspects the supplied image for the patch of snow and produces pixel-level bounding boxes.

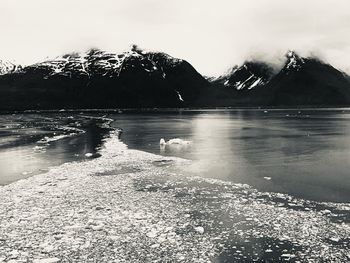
[235,74,254,90]
[286,50,304,70]
[0,60,17,75]
[236,82,245,90]
[175,90,184,102]
[248,78,262,90]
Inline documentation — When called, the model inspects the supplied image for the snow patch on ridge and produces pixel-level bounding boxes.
[286,50,305,71]
[175,90,184,102]
[248,78,262,89]
[0,59,18,75]
[23,47,182,79]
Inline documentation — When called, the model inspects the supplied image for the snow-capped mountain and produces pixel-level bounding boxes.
[0,60,18,75]
[23,46,179,78]
[0,46,209,110]
[208,50,350,106]
[1,48,350,110]
[214,61,275,91]
[284,50,305,71]
[263,51,350,105]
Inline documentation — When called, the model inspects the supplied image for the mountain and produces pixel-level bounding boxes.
[1,48,350,110]
[261,51,350,106]
[210,51,350,106]
[0,60,19,75]
[0,46,209,110]
[213,61,275,91]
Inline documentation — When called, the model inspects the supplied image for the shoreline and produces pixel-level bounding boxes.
[0,137,215,262]
[2,106,350,115]
[0,135,350,262]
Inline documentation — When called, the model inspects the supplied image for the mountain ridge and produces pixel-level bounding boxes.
[0,48,350,110]
[0,46,210,110]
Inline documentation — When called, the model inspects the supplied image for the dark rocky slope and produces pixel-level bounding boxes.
[0,46,210,110]
[210,51,350,106]
[1,49,350,110]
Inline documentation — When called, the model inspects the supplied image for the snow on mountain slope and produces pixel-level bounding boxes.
[0,46,210,109]
[0,60,19,75]
[213,62,275,91]
[263,51,350,105]
[284,50,305,72]
[22,46,184,80]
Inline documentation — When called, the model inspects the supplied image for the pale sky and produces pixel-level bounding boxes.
[1,0,350,76]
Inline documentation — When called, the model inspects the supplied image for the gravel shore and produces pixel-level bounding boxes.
[0,134,349,262]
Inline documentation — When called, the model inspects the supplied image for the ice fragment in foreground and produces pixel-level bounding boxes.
[194,226,205,234]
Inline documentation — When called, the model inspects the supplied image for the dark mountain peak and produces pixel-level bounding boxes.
[18,45,192,81]
[43,46,186,78]
[242,60,275,77]
[130,44,146,55]
[0,59,19,75]
[263,51,350,106]
[0,46,209,110]
[214,60,275,91]
[144,51,184,69]
[284,50,305,71]
[86,48,104,56]
[286,50,299,59]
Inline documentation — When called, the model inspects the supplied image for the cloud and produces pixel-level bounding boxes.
[0,0,349,75]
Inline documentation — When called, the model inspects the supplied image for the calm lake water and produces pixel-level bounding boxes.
[1,109,350,203]
[0,113,111,184]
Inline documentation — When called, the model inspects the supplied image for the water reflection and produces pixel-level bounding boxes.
[2,110,350,202]
[114,110,350,202]
[0,114,111,185]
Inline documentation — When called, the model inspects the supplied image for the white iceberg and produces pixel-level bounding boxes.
[160,138,191,146]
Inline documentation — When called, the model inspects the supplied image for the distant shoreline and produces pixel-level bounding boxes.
[1,106,350,115]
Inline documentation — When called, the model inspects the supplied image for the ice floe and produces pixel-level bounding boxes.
[160,138,191,146]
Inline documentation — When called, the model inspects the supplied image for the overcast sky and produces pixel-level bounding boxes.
[1,0,350,75]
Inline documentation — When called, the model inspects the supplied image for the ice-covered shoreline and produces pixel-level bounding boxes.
[0,133,350,262]
[0,134,215,262]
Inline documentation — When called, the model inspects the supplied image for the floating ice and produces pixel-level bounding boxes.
[37,132,80,145]
[160,138,191,146]
[33,258,61,263]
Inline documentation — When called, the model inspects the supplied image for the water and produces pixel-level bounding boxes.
[1,109,350,202]
[111,109,350,203]
[0,113,111,185]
